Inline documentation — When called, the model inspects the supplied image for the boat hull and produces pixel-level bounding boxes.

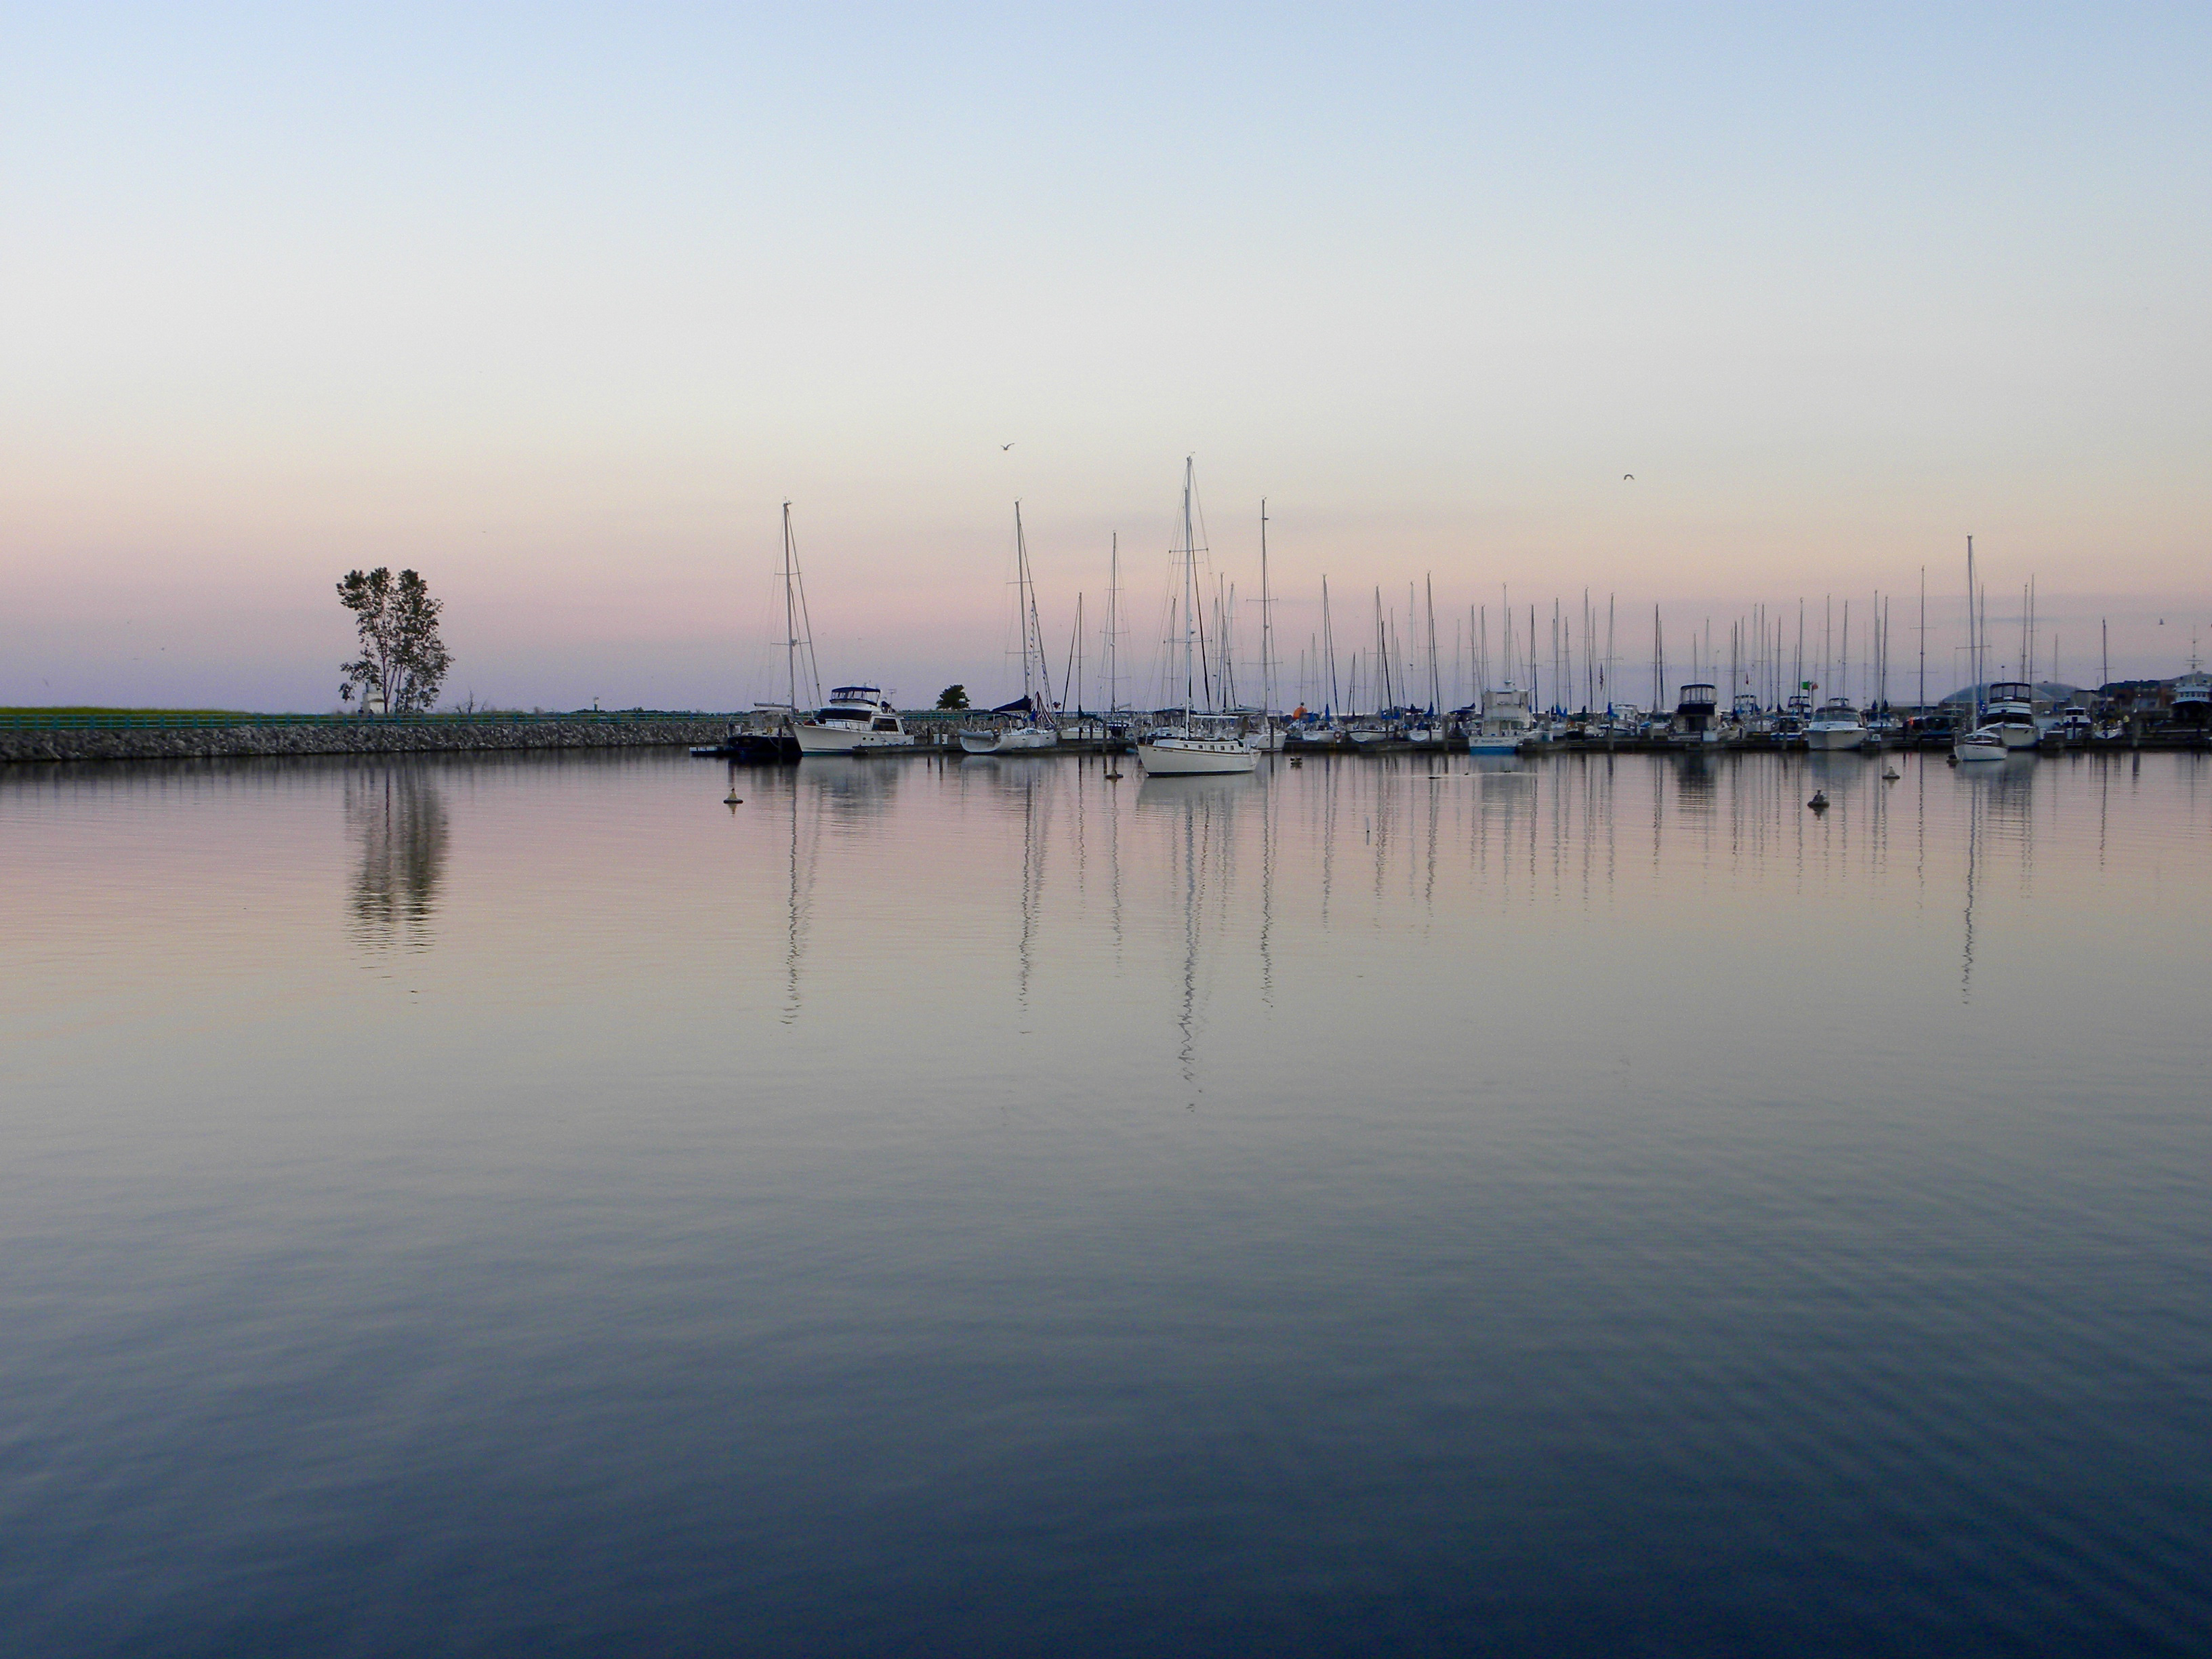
[795,726,916,756]
[1806,725,1868,750]
[1138,737,1258,775]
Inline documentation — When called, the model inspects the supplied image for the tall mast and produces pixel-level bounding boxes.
[1372,588,1387,714]
[1016,501,1055,720]
[1182,457,1198,717]
[1258,501,1275,717]
[1322,575,1338,714]
[782,500,798,712]
[1966,535,1978,718]
[1427,573,1441,715]
[1919,565,1927,713]
[1105,532,1120,714]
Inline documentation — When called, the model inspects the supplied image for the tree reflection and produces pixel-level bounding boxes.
[346,766,448,951]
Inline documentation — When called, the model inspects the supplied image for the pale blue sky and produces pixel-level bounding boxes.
[4,5,2207,707]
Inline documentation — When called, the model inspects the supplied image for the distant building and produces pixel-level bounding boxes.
[2099,680,2173,715]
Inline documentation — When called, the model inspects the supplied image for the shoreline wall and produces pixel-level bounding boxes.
[0,718,732,765]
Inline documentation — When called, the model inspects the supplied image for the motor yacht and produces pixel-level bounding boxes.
[1805,697,1868,751]
[794,687,916,755]
[1469,684,1532,754]
[1982,682,2042,750]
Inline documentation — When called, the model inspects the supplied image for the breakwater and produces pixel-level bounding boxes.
[0,714,732,765]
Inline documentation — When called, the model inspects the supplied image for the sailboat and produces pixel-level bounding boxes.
[1954,535,2005,762]
[961,502,1060,754]
[695,501,813,761]
[1139,459,1258,776]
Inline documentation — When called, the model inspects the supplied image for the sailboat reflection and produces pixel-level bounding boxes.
[781,773,825,1022]
[1960,769,1985,1002]
[1136,771,1254,1102]
[345,765,447,952]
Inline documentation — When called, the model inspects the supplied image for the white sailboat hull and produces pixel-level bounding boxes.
[1138,737,1258,775]
[1954,729,2007,762]
[958,725,1057,754]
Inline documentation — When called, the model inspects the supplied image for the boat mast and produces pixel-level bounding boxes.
[781,499,822,714]
[1258,501,1275,719]
[1105,532,1120,714]
[783,500,798,712]
[1182,457,1198,719]
[1966,535,1978,721]
[1322,575,1338,715]
[1427,574,1441,716]
[1017,501,1054,722]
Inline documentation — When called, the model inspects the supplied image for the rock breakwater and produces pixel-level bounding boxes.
[1,718,731,765]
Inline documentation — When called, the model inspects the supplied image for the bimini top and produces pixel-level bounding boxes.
[827,686,884,703]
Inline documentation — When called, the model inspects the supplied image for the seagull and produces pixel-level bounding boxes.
[1001,443,1015,451]
[1623,474,1635,481]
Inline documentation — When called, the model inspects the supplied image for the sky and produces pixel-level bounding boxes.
[4,3,2208,710]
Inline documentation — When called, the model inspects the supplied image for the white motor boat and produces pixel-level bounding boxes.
[1469,684,1532,754]
[1982,682,2042,750]
[1806,697,1868,751]
[794,687,916,755]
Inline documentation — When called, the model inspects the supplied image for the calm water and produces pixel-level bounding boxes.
[3,747,2209,1656]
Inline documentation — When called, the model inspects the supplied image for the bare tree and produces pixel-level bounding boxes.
[339,567,453,714]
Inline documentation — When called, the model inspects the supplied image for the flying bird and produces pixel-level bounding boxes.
[1001,442,1015,451]
[1623,473,1635,481]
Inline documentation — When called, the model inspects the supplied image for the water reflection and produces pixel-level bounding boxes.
[1135,772,1256,1102]
[8,747,2212,1654]
[344,766,447,952]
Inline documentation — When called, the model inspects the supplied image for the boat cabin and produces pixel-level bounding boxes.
[1675,683,1718,731]
[813,687,904,733]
